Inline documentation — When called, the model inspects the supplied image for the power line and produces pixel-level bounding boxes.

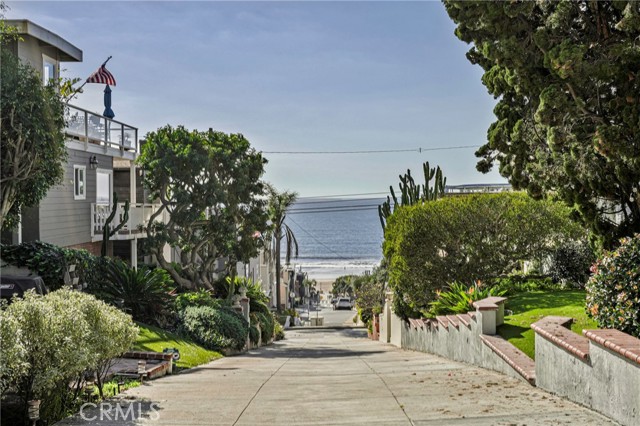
[297,191,388,199]
[285,216,352,261]
[262,145,478,155]
[289,203,387,212]
[293,197,387,206]
[288,206,382,215]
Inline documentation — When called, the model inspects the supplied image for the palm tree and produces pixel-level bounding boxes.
[266,185,298,312]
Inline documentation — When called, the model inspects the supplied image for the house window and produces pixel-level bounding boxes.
[42,55,56,85]
[74,165,86,200]
[96,169,112,205]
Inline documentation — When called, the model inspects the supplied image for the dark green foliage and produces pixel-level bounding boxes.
[0,241,105,291]
[384,192,584,316]
[179,305,249,350]
[443,1,640,248]
[586,234,640,337]
[354,264,387,327]
[379,161,446,230]
[548,241,596,288]
[173,289,221,313]
[489,276,560,296]
[429,282,506,316]
[90,260,174,324]
[0,49,67,230]
[248,323,260,345]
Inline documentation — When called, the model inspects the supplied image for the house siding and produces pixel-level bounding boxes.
[38,149,113,247]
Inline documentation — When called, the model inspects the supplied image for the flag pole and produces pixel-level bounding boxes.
[65,56,113,104]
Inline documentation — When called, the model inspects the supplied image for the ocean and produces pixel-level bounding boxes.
[283,197,384,280]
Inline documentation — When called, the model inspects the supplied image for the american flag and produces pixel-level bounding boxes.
[86,64,116,86]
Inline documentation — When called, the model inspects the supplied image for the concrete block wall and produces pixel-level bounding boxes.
[533,320,640,426]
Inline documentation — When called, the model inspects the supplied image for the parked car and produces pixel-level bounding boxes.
[334,297,352,310]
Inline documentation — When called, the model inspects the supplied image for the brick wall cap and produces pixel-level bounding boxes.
[472,300,499,311]
[531,319,589,361]
[482,296,507,305]
[583,329,640,365]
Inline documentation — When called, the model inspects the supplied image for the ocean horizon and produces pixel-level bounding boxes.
[283,197,384,281]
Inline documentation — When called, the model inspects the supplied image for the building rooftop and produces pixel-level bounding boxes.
[5,19,82,62]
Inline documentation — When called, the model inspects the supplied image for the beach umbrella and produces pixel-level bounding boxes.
[83,56,117,118]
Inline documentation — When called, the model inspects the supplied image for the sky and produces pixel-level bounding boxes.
[8,0,505,198]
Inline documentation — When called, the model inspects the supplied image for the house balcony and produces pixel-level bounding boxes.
[91,203,166,241]
[64,104,139,161]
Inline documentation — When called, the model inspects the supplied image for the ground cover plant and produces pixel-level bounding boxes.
[133,323,222,369]
[497,290,597,359]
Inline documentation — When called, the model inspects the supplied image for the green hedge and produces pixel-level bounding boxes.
[383,192,585,316]
[179,305,249,350]
[586,234,640,337]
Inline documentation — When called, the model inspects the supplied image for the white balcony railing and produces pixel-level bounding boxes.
[65,104,138,153]
[91,203,165,240]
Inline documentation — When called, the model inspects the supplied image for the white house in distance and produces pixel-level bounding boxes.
[2,20,165,268]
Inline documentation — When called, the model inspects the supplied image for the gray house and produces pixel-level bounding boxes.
[3,20,164,268]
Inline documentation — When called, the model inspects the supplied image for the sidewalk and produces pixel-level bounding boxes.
[58,328,618,425]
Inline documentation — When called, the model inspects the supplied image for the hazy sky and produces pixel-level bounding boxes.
[8,1,505,197]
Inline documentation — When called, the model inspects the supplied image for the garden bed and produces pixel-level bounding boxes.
[497,290,598,359]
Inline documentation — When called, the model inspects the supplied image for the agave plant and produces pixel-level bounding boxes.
[91,260,174,323]
[427,281,506,317]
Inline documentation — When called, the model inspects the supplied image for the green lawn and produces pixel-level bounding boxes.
[497,290,598,359]
[133,323,223,370]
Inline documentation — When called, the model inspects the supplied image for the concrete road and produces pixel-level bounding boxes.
[58,328,618,425]
[298,305,356,327]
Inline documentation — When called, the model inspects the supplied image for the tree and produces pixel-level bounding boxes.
[138,125,268,290]
[264,186,298,311]
[0,49,67,230]
[443,1,640,248]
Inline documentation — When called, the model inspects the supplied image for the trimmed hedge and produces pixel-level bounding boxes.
[586,234,640,337]
[383,192,585,317]
[179,305,249,350]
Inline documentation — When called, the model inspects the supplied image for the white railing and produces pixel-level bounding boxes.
[65,104,138,153]
[91,203,164,239]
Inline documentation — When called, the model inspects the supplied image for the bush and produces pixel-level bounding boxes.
[179,305,249,350]
[548,241,596,288]
[274,322,285,341]
[173,289,221,313]
[89,260,174,324]
[586,235,640,337]
[488,276,560,295]
[0,241,108,291]
[428,281,506,316]
[0,288,137,424]
[249,323,260,344]
[252,312,275,343]
[384,192,584,316]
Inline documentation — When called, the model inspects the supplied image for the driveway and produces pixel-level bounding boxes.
[58,328,618,425]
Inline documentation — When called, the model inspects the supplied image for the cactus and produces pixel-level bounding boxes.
[101,192,130,257]
[378,161,447,230]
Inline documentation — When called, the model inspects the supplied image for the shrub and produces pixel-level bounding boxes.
[586,235,640,337]
[354,277,385,327]
[548,241,596,288]
[173,289,221,313]
[252,312,275,343]
[384,192,584,316]
[180,305,249,350]
[488,276,560,295]
[249,323,260,344]
[89,260,174,324]
[0,241,107,291]
[1,288,137,424]
[274,322,285,341]
[428,281,506,316]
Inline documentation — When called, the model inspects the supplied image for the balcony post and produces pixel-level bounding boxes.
[131,237,138,269]
[130,161,137,205]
